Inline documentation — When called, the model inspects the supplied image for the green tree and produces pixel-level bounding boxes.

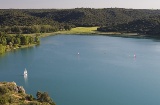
[0,96,8,104]
[26,94,34,101]
[29,37,34,44]
[4,27,11,34]
[11,37,16,44]
[36,91,42,100]
[40,26,46,33]
[0,86,9,95]
[35,36,40,44]
[0,37,7,45]
[21,36,29,45]
[36,91,56,105]
[64,25,71,30]
[15,37,21,45]
[11,26,22,34]
[0,44,6,54]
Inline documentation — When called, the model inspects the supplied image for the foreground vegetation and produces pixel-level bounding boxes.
[0,82,56,105]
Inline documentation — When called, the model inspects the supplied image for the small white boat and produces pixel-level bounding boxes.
[24,68,28,75]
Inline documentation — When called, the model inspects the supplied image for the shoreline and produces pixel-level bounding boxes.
[16,27,144,38]
[38,27,141,38]
[19,44,37,49]
[1,27,148,55]
[4,44,37,54]
[38,31,143,39]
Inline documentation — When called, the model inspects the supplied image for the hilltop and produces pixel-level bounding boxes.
[0,82,56,105]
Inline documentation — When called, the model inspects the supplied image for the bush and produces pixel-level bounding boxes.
[36,91,56,105]
[0,86,9,95]
[28,101,40,105]
[20,97,25,101]
[26,94,34,101]
[8,96,16,103]
[0,96,8,104]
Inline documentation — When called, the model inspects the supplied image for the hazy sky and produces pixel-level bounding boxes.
[0,0,159,9]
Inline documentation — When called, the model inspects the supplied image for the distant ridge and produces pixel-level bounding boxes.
[0,8,160,35]
[0,8,160,26]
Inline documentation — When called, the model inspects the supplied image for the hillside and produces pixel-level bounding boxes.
[97,16,160,35]
[0,8,160,27]
[0,82,56,105]
[22,8,160,26]
[0,8,160,35]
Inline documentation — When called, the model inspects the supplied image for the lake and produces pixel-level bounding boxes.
[1,35,160,105]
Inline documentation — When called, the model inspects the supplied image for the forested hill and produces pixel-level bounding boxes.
[23,8,160,26]
[0,8,160,27]
[0,8,160,35]
[97,17,160,35]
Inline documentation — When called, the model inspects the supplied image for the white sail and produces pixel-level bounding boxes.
[24,68,27,75]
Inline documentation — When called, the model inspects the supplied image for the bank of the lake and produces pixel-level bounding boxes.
[0,27,149,55]
[1,35,160,105]
[9,27,142,38]
[38,27,141,37]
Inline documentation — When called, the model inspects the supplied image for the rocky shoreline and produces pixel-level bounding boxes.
[0,81,56,105]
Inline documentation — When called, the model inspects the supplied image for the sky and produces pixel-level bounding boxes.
[0,0,159,9]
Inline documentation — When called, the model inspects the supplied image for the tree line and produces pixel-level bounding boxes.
[1,8,160,27]
[0,25,73,34]
[97,16,160,35]
[0,8,160,36]
[0,32,40,54]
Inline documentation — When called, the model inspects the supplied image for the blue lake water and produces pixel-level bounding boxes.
[1,35,160,105]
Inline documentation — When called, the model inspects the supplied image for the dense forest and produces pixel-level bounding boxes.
[97,16,160,35]
[0,8,160,53]
[0,32,40,54]
[0,8,160,34]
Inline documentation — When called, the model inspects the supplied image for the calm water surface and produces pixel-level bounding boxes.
[1,35,160,105]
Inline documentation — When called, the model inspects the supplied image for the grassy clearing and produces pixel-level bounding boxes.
[69,27,98,34]
[54,27,98,35]
[25,27,99,38]
[53,27,135,35]
[9,27,138,38]
[3,27,139,54]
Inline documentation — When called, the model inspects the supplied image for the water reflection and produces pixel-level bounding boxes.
[24,74,28,86]
[77,52,80,60]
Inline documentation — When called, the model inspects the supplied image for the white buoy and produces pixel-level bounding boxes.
[134,54,136,58]
[78,52,79,55]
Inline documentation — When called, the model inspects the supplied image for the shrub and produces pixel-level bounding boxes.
[28,101,40,105]
[0,96,8,104]
[26,94,34,101]
[36,91,56,105]
[8,96,16,103]
[0,86,9,95]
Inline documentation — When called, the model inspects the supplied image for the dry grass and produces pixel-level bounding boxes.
[9,27,138,38]
[69,27,98,34]
[55,27,98,34]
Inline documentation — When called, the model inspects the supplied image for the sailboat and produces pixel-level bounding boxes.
[24,68,28,76]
